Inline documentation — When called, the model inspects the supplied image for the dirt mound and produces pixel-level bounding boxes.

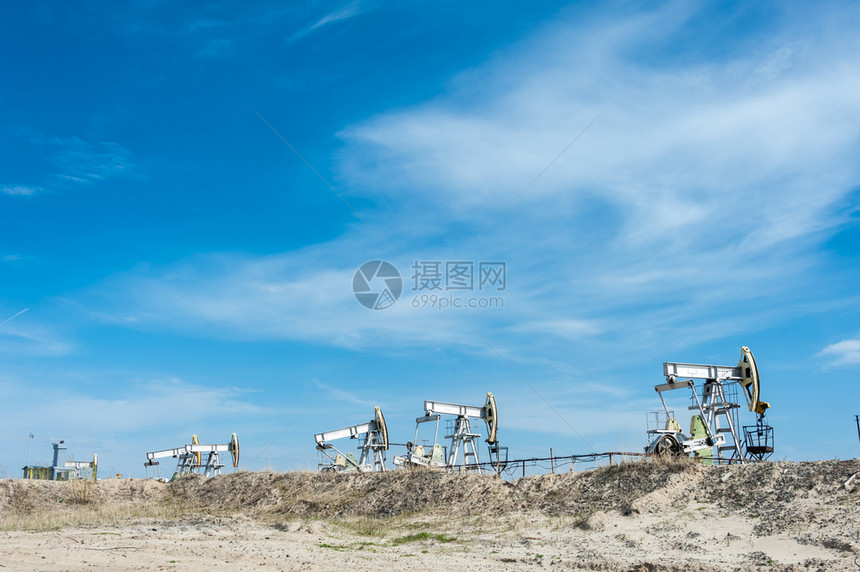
[2,458,857,528]
[168,469,519,517]
[0,477,166,516]
[164,458,859,526]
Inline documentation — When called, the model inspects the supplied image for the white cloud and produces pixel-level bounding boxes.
[2,134,138,196]
[28,378,265,434]
[311,378,378,409]
[0,307,29,327]
[819,339,860,366]
[0,310,73,357]
[48,136,136,185]
[311,1,362,30]
[68,3,860,375]
[340,3,860,259]
[81,245,491,351]
[1,185,41,196]
[285,0,372,44]
[515,319,602,341]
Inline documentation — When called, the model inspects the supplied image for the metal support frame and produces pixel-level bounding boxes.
[694,379,744,462]
[648,358,748,463]
[445,416,482,470]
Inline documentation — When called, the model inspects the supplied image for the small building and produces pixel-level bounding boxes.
[22,441,96,481]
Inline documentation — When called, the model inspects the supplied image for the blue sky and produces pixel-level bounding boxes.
[1,1,859,477]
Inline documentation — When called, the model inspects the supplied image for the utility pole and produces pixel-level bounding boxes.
[27,433,34,467]
[855,415,859,447]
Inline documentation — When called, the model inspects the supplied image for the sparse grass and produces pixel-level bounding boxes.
[334,517,389,538]
[91,532,121,536]
[68,479,94,505]
[0,480,193,531]
[328,514,412,539]
[391,532,457,545]
[0,503,187,532]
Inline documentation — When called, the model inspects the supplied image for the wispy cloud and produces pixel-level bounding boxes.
[339,4,859,245]
[0,308,29,328]
[2,134,138,196]
[1,185,41,196]
[0,305,74,357]
[311,1,362,30]
[818,339,860,367]
[515,319,603,341]
[325,2,860,354]
[80,246,489,352]
[0,374,271,474]
[64,2,860,403]
[48,136,136,185]
[77,8,859,366]
[0,319,73,357]
[311,378,378,409]
[287,1,371,43]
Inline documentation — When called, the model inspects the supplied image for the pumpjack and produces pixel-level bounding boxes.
[145,433,239,479]
[314,406,389,472]
[393,392,504,473]
[646,346,773,463]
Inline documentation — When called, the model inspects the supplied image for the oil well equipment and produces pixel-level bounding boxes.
[144,433,239,479]
[314,406,389,472]
[394,392,504,473]
[646,346,773,463]
[22,440,97,481]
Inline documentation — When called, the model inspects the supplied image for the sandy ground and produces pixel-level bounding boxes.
[0,459,857,571]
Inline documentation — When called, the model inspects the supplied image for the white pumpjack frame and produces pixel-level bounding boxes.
[145,433,239,479]
[647,347,765,463]
[394,393,499,474]
[314,406,389,473]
